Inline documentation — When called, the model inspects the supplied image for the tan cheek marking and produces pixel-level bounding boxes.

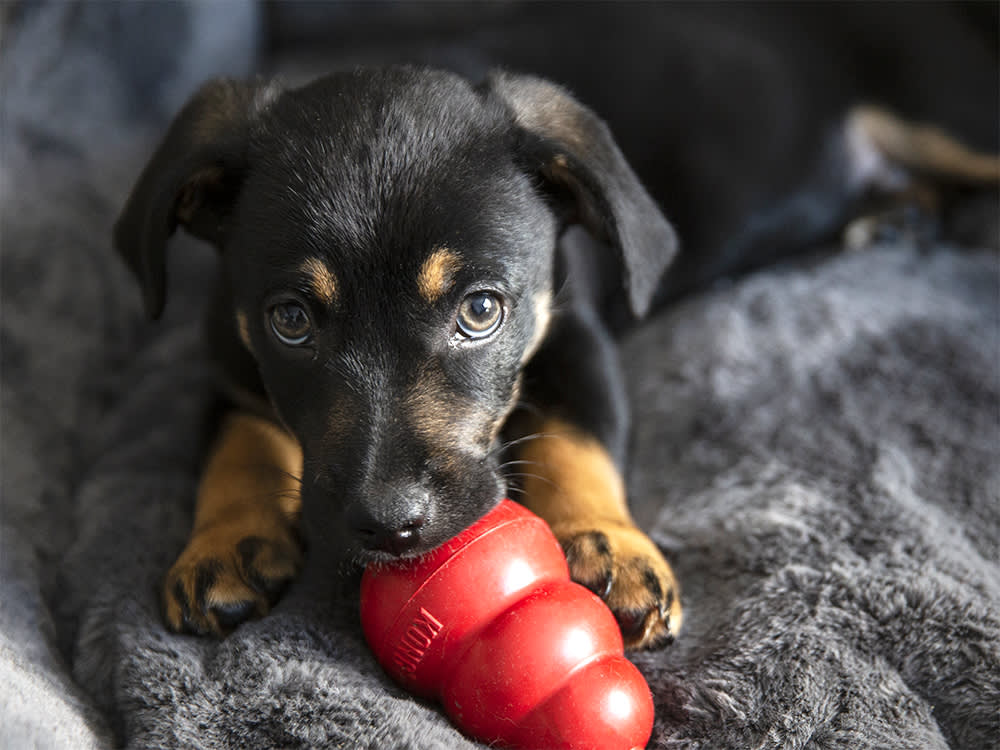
[325,401,356,449]
[514,418,631,528]
[491,374,522,445]
[417,248,461,303]
[521,289,553,365]
[406,369,491,460]
[235,309,252,351]
[299,258,338,306]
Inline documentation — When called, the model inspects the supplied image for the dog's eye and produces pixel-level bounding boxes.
[456,291,504,339]
[269,301,312,346]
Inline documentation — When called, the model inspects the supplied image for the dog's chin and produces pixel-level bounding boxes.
[349,546,429,569]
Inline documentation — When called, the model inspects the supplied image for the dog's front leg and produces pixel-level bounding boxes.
[510,310,682,650]
[162,412,303,635]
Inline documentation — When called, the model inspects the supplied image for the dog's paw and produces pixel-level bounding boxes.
[555,521,681,650]
[162,520,301,635]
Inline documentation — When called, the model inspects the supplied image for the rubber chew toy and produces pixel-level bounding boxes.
[360,499,654,750]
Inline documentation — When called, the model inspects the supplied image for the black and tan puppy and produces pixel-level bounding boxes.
[115,68,682,649]
[115,8,998,651]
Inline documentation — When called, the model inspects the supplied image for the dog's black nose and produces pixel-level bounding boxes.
[349,488,428,556]
[361,515,425,556]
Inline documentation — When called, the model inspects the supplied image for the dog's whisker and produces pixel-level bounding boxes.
[549,275,574,313]
[511,400,546,417]
[273,468,303,485]
[500,471,560,490]
[490,431,572,461]
[497,459,544,471]
[490,432,546,455]
[240,489,302,506]
[222,461,304,486]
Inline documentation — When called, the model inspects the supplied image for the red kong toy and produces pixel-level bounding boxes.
[360,499,654,750]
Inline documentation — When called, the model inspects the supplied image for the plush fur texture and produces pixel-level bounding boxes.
[2,3,998,749]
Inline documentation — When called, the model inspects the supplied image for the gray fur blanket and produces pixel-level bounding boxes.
[2,4,998,749]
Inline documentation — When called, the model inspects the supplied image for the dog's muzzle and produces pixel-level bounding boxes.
[345,482,430,556]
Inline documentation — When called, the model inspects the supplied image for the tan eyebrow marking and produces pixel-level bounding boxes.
[299,258,338,305]
[417,248,461,303]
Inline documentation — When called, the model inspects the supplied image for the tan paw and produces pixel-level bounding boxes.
[555,521,681,650]
[162,519,301,635]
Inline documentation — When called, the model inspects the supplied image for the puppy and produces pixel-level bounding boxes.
[116,13,998,650]
[115,68,682,649]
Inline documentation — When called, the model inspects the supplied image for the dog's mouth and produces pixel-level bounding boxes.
[298,427,514,572]
[348,491,506,569]
[305,469,507,571]
[351,546,428,568]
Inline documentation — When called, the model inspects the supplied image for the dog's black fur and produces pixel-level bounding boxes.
[114,4,998,648]
[117,65,674,544]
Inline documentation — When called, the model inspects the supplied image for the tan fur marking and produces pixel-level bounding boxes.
[851,106,1000,184]
[406,367,491,459]
[325,402,356,449]
[194,413,302,530]
[521,290,553,365]
[492,374,523,445]
[516,418,631,525]
[162,413,304,634]
[515,418,682,647]
[299,258,338,305]
[235,309,252,351]
[499,76,592,155]
[555,517,683,648]
[417,248,461,303]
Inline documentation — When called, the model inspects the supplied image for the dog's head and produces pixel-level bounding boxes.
[114,67,676,562]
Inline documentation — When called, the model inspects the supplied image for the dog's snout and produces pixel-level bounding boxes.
[356,514,425,556]
[349,484,429,556]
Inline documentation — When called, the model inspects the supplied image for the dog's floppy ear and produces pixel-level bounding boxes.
[486,71,678,318]
[113,78,280,319]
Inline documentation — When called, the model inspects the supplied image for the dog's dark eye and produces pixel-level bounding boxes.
[270,301,312,346]
[456,291,503,339]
